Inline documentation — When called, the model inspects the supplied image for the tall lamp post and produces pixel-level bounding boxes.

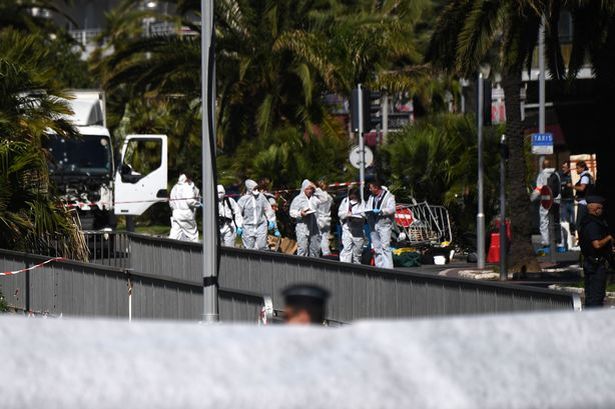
[476,72,485,269]
[201,0,218,322]
[476,64,491,269]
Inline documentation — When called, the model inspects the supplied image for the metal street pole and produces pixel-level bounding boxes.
[499,135,508,280]
[357,84,365,202]
[382,93,389,144]
[201,0,218,322]
[539,15,546,135]
[477,73,485,269]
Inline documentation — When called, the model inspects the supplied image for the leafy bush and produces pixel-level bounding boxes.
[380,114,505,239]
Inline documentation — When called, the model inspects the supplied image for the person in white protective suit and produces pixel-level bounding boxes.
[236,179,277,250]
[366,180,396,268]
[169,174,200,242]
[290,179,327,257]
[316,180,334,256]
[217,185,243,247]
[530,159,564,253]
[338,187,366,263]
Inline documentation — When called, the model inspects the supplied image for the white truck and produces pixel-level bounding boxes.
[45,90,168,229]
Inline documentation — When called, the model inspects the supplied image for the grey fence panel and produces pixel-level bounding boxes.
[0,250,128,317]
[129,235,202,282]
[129,273,203,321]
[0,249,268,321]
[0,254,29,310]
[126,234,576,321]
[218,288,270,323]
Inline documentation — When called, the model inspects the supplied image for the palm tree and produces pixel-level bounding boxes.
[96,0,338,151]
[0,0,72,34]
[0,29,88,260]
[427,1,560,272]
[274,0,437,105]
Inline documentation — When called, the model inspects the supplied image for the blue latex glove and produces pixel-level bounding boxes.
[274,229,281,238]
[372,208,381,215]
[236,227,243,236]
[268,221,276,230]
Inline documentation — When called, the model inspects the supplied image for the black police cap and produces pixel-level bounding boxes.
[282,284,329,304]
[587,195,606,204]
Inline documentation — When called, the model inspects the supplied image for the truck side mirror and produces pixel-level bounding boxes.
[120,163,131,175]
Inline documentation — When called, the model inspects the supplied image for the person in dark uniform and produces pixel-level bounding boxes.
[282,284,330,325]
[579,196,614,308]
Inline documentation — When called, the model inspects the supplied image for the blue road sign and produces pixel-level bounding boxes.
[531,132,553,155]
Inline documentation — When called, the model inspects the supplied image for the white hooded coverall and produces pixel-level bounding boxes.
[338,196,366,263]
[290,180,325,257]
[366,188,396,268]
[169,174,200,242]
[316,188,334,256]
[532,168,564,247]
[236,179,276,250]
[217,185,243,247]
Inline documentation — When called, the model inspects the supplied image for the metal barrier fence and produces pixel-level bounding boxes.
[0,249,268,322]
[128,234,579,322]
[84,231,130,268]
[27,231,130,268]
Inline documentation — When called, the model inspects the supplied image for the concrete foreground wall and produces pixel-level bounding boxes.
[1,310,614,409]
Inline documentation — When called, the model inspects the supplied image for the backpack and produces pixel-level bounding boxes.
[547,172,561,198]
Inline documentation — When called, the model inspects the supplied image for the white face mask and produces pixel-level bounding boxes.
[251,189,260,196]
[350,200,358,205]
[218,192,225,200]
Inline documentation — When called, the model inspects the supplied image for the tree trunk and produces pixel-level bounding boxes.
[502,72,541,274]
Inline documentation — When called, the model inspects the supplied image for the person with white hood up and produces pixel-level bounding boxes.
[338,187,366,263]
[530,158,564,253]
[237,179,277,250]
[217,185,243,247]
[366,179,396,268]
[290,179,326,257]
[316,179,334,256]
[169,174,200,242]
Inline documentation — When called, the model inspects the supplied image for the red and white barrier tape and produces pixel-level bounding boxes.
[0,257,64,276]
[62,182,362,208]
[62,196,198,209]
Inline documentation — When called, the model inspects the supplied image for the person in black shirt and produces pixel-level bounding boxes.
[579,196,613,308]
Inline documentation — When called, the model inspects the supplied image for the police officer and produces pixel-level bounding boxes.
[573,160,594,231]
[282,284,330,325]
[579,195,614,308]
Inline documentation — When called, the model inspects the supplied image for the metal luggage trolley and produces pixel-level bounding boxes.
[395,201,452,245]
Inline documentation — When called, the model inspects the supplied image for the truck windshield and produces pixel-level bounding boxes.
[46,134,112,175]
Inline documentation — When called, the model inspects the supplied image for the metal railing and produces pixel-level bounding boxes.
[29,231,130,268]
[83,231,130,268]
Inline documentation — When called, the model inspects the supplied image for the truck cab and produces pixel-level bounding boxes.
[45,90,167,230]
